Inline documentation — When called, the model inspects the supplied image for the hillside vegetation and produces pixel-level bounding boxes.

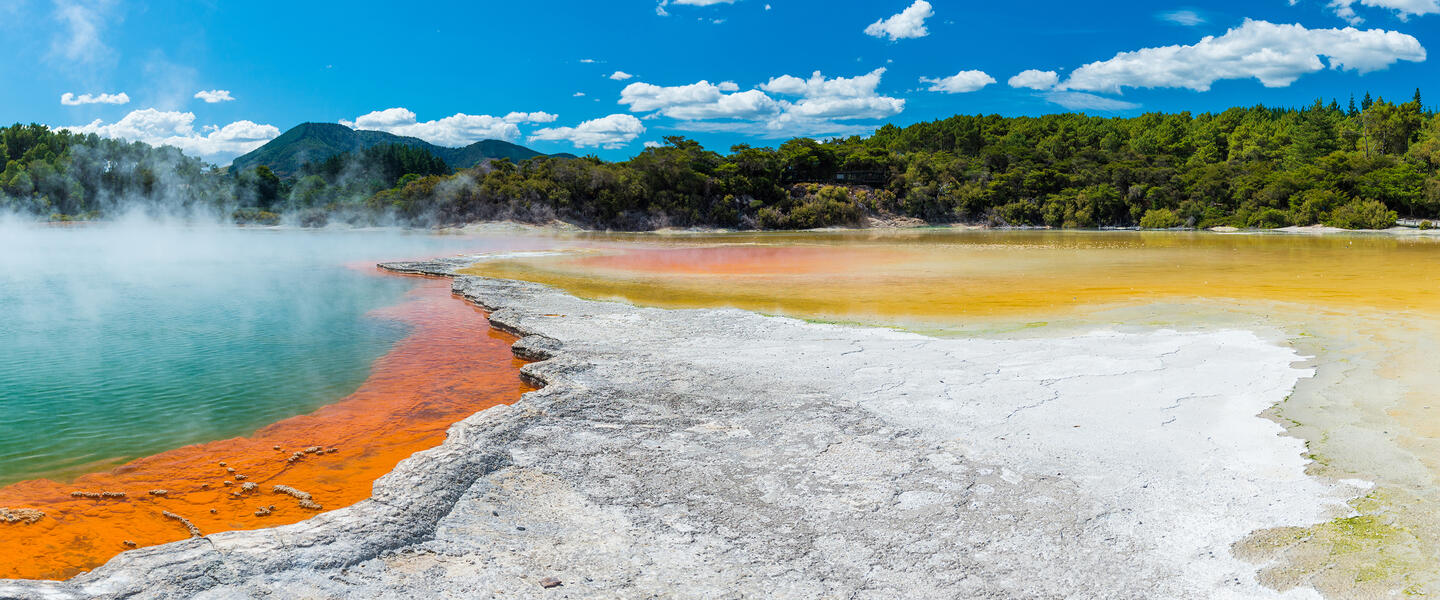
[5,93,1440,230]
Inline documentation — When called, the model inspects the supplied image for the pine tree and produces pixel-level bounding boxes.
[1362,92,1374,110]
[1349,94,1358,116]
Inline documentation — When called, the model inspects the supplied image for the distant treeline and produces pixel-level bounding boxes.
[0,124,230,219]
[6,91,1440,229]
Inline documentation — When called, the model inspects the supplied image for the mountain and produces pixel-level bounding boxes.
[230,122,568,176]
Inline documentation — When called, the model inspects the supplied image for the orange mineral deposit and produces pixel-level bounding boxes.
[0,275,532,581]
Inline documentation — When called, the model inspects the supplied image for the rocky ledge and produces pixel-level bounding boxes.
[0,258,1362,599]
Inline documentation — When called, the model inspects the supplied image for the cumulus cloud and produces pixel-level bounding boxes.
[1158,9,1205,26]
[1059,19,1425,93]
[503,111,559,124]
[920,70,996,93]
[338,107,556,146]
[61,108,280,162]
[60,92,130,105]
[1007,69,1060,90]
[1043,92,1141,111]
[760,68,905,123]
[864,1,933,41]
[610,70,634,81]
[529,114,646,149]
[620,80,781,120]
[1322,0,1440,24]
[619,68,904,138]
[193,89,234,103]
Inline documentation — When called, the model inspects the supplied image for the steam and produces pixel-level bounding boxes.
[0,217,568,485]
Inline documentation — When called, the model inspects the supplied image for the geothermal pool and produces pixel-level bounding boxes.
[4,226,1440,594]
[0,224,550,579]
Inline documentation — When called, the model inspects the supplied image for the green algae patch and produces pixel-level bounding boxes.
[1237,488,1436,597]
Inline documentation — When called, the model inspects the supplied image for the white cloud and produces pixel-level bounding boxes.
[61,108,279,161]
[339,107,556,146]
[1043,92,1141,111]
[1323,0,1440,24]
[620,80,782,120]
[760,68,905,122]
[60,92,130,105]
[49,0,112,65]
[573,92,586,97]
[529,114,645,149]
[503,111,558,124]
[656,0,738,16]
[759,69,877,99]
[1007,69,1060,90]
[619,68,904,138]
[193,89,234,103]
[610,70,634,81]
[1060,19,1425,93]
[1159,9,1206,26]
[643,141,665,148]
[920,70,996,93]
[864,1,933,41]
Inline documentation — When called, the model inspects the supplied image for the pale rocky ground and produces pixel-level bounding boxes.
[0,257,1366,599]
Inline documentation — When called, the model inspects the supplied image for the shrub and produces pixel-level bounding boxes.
[231,208,280,225]
[994,198,1042,226]
[1246,207,1291,229]
[757,186,865,229]
[1289,189,1345,225]
[1325,199,1398,230]
[1138,208,1183,229]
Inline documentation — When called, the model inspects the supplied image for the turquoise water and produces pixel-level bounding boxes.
[0,223,548,486]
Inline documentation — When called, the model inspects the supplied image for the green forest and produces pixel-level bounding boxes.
[6,92,1440,230]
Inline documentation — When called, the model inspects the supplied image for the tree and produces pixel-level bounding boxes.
[1288,100,1338,166]
[239,165,281,210]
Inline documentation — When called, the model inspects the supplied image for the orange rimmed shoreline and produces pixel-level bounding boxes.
[0,273,532,581]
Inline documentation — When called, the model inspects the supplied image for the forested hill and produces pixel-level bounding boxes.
[367,93,1439,230]
[4,93,1440,230]
[230,123,560,176]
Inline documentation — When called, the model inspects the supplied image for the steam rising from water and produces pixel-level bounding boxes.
[0,217,556,484]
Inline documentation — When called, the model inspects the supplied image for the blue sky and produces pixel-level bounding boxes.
[3,0,1439,165]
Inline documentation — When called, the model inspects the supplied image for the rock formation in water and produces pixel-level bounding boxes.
[0,508,44,525]
[160,511,201,539]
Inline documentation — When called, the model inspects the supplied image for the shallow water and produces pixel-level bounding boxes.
[465,230,1440,323]
[462,229,1440,596]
